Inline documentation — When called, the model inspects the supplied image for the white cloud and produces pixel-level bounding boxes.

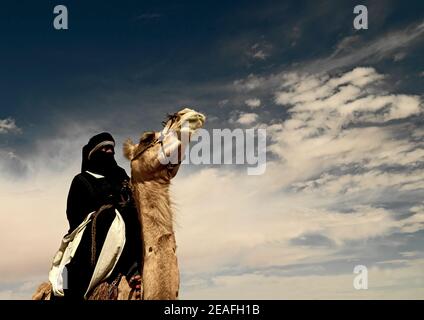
[253,50,267,60]
[393,52,407,62]
[174,167,424,277]
[234,74,266,91]
[245,98,261,108]
[293,169,424,195]
[235,112,258,125]
[0,150,29,179]
[246,42,271,61]
[182,259,424,299]
[401,204,424,233]
[0,121,126,286]
[332,35,361,56]
[218,99,229,107]
[0,167,73,285]
[0,118,21,134]
[231,21,424,97]
[307,20,424,73]
[266,67,423,191]
[0,279,46,300]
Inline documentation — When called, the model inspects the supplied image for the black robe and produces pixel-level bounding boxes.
[63,167,142,300]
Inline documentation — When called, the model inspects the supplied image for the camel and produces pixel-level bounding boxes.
[32,107,206,300]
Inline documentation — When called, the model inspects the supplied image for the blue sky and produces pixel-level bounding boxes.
[0,0,423,299]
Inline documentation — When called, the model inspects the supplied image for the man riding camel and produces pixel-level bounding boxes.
[52,132,142,300]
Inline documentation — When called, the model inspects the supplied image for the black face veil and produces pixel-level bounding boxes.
[81,132,118,176]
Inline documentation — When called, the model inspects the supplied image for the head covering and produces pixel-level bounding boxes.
[81,132,118,176]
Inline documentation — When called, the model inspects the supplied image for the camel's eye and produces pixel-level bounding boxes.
[162,113,180,127]
[139,131,156,144]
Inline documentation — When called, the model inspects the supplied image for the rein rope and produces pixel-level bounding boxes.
[90,204,114,267]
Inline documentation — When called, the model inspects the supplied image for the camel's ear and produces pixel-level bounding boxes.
[123,138,137,160]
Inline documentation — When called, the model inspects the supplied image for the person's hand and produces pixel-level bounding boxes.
[128,274,142,300]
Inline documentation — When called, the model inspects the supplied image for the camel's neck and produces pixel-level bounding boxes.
[131,178,180,300]
[131,179,174,240]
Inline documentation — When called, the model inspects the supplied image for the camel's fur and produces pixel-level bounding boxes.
[126,108,205,299]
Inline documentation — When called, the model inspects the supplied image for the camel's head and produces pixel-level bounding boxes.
[124,107,205,182]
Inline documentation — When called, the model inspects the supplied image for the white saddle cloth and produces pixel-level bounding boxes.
[48,209,126,299]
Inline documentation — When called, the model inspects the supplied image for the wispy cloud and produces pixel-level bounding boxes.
[182,259,424,299]
[245,98,261,108]
[235,112,258,125]
[134,13,162,21]
[246,42,272,61]
[232,20,424,95]
[308,20,424,73]
[0,118,21,134]
[269,67,423,190]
